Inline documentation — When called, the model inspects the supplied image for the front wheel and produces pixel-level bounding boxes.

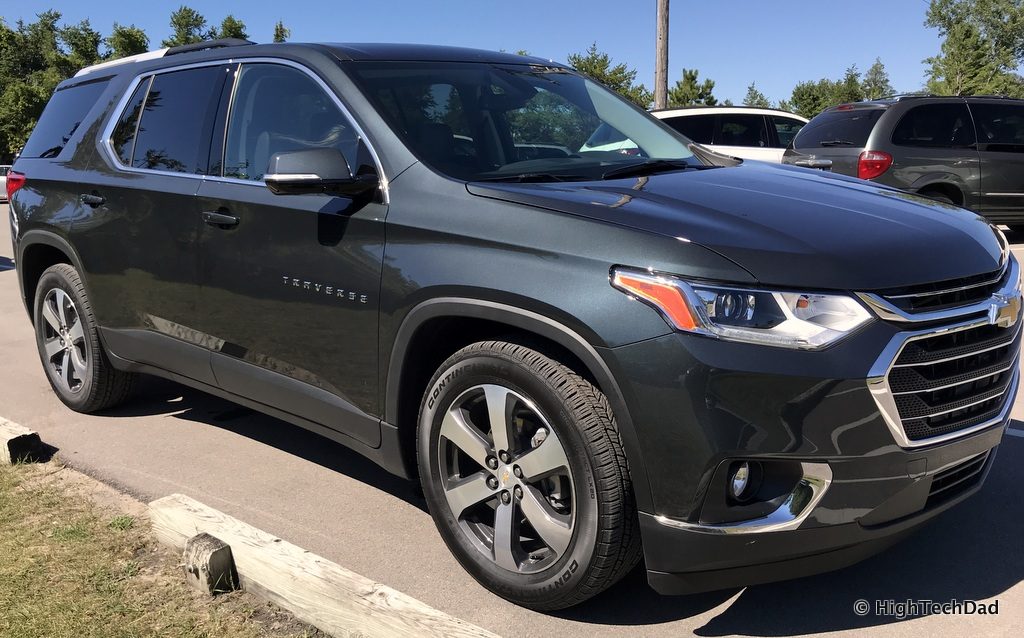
[417,341,641,610]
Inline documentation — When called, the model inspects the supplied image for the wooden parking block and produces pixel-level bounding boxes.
[183,532,238,595]
[0,419,42,464]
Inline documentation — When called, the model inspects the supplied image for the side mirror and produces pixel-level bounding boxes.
[264,148,379,197]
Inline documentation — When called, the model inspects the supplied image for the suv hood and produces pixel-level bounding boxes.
[467,161,1004,290]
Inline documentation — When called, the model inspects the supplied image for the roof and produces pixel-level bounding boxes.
[650,105,807,120]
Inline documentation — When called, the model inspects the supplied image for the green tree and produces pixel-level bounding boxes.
[834,65,865,103]
[161,6,210,47]
[925,0,1024,96]
[776,98,792,112]
[926,21,1012,94]
[216,15,248,40]
[743,82,770,107]
[722,98,734,106]
[789,79,838,119]
[861,58,894,99]
[926,0,1023,70]
[272,20,291,43]
[667,68,717,107]
[106,23,149,59]
[567,42,652,107]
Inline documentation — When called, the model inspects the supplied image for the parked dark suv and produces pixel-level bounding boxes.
[8,40,1022,610]
[783,96,1024,228]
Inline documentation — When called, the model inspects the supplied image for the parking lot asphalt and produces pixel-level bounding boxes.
[1,204,1022,637]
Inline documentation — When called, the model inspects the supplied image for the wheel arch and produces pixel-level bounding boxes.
[909,176,966,206]
[16,230,88,322]
[386,297,654,512]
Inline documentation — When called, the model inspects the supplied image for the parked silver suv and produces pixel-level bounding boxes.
[783,96,1024,229]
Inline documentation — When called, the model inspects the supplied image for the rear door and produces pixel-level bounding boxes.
[785,107,884,176]
[887,101,979,201]
[192,61,386,446]
[72,64,232,384]
[710,113,776,162]
[970,101,1024,222]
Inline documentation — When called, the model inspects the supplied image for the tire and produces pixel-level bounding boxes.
[33,264,135,412]
[417,340,641,610]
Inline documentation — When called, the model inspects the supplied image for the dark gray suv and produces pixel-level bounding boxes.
[783,96,1024,229]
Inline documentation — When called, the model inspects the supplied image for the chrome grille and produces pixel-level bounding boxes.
[886,321,1021,442]
[876,265,1008,314]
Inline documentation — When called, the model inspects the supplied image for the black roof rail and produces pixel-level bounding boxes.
[165,38,255,56]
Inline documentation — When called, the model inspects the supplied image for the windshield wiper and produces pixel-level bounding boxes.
[474,173,590,183]
[818,139,857,147]
[600,159,709,180]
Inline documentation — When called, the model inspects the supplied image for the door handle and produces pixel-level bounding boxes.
[794,158,833,170]
[79,193,105,207]
[202,210,239,228]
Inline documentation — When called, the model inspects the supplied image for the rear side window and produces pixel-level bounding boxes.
[892,103,974,148]
[793,109,883,149]
[21,77,110,158]
[715,114,768,147]
[971,103,1024,152]
[662,114,714,144]
[771,116,805,148]
[130,66,225,173]
[221,63,365,181]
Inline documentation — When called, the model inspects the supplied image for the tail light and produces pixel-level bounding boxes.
[857,151,892,180]
[6,171,26,201]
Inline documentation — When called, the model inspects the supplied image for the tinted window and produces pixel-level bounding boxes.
[892,103,975,148]
[971,103,1024,152]
[21,77,110,158]
[132,66,225,173]
[222,64,364,181]
[0,166,8,176]
[793,109,883,149]
[716,114,768,147]
[771,116,805,148]
[663,114,714,144]
[111,77,151,165]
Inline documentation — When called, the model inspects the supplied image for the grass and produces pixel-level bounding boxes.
[0,462,321,638]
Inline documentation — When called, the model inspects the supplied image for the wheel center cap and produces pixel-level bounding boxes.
[498,465,513,487]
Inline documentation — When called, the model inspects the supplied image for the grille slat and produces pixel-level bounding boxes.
[926,452,990,507]
[877,265,1008,314]
[886,321,1021,442]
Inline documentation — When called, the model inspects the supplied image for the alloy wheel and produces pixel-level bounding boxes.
[437,384,576,574]
[40,288,88,394]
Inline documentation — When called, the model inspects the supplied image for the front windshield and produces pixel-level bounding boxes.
[344,60,698,182]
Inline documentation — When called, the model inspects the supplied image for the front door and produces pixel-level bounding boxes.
[194,61,386,446]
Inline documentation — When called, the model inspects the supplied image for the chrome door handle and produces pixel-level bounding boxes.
[202,210,239,228]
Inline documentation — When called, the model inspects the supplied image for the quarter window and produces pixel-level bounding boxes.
[222,64,364,181]
[21,76,110,159]
[891,103,975,148]
[770,116,805,148]
[130,66,226,173]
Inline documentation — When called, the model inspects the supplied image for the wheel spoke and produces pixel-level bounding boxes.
[68,317,85,345]
[440,408,492,469]
[520,485,572,556]
[41,300,61,332]
[71,344,88,373]
[60,350,74,389]
[43,338,64,360]
[482,385,514,454]
[515,435,569,481]
[492,500,520,571]
[55,290,70,328]
[443,471,494,518]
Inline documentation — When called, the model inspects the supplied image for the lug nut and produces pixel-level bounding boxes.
[500,491,511,504]
[486,456,498,469]
[513,485,522,500]
[499,451,511,463]
[486,476,499,490]
[513,466,522,478]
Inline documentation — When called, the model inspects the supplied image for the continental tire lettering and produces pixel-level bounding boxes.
[427,366,464,410]
[539,559,579,591]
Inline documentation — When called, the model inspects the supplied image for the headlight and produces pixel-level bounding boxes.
[611,268,873,349]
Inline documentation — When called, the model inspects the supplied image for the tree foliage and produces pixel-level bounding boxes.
[272,21,291,43]
[668,68,717,107]
[861,58,894,99]
[567,42,652,107]
[924,1,1024,96]
[107,23,149,59]
[743,82,770,108]
[161,5,210,47]
[216,15,248,40]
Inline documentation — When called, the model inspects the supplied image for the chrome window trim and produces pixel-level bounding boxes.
[867,315,1021,449]
[654,462,833,535]
[857,255,1019,323]
[99,56,390,203]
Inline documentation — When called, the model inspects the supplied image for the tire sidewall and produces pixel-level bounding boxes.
[417,350,600,605]
[33,268,98,410]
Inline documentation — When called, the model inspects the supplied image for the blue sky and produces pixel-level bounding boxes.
[10,1,944,104]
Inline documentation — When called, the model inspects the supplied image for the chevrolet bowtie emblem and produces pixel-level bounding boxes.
[988,294,1021,328]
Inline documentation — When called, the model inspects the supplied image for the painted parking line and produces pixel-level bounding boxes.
[1006,429,1024,438]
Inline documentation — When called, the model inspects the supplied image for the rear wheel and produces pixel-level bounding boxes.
[33,264,135,412]
[417,340,641,610]
[918,188,955,206]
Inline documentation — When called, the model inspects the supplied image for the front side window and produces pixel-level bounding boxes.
[716,114,768,148]
[971,103,1024,152]
[892,103,975,148]
[222,63,365,181]
[130,66,225,173]
[346,61,697,182]
[771,116,805,148]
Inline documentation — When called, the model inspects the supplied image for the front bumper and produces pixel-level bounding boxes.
[602,291,1020,594]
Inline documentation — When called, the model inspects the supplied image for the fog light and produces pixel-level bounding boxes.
[728,461,761,503]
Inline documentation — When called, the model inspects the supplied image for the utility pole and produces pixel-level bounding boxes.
[654,0,669,109]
